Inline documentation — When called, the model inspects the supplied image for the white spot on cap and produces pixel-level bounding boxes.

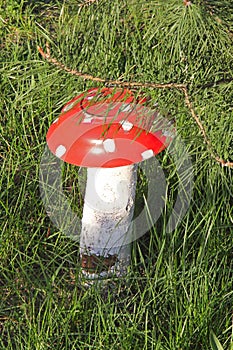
[141,149,154,160]
[55,145,66,158]
[121,103,133,112]
[91,140,103,145]
[53,118,59,124]
[91,147,103,155]
[63,101,75,112]
[103,139,116,153]
[83,116,93,123]
[83,112,94,123]
[120,121,134,131]
[91,140,104,155]
[86,95,94,100]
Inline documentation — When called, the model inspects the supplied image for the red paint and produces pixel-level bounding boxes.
[46,88,175,168]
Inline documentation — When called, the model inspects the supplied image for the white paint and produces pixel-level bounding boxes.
[120,121,134,131]
[121,103,133,112]
[103,139,116,153]
[80,164,138,278]
[92,140,103,145]
[52,118,59,124]
[83,112,94,123]
[91,147,103,155]
[90,140,103,155]
[55,145,66,158]
[63,101,74,112]
[141,149,154,160]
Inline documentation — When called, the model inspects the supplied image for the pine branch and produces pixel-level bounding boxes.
[37,44,185,90]
[181,87,232,167]
[38,44,233,169]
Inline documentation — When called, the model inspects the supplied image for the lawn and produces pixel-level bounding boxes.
[0,0,232,349]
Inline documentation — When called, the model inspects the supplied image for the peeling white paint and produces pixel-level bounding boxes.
[80,165,138,279]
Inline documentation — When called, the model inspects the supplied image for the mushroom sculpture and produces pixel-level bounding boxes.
[46,87,174,281]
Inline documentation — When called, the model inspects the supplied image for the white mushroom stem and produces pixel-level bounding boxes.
[80,164,137,280]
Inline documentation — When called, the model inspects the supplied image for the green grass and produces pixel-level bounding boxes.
[0,0,233,349]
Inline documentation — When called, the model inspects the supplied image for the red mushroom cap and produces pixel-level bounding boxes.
[46,87,175,168]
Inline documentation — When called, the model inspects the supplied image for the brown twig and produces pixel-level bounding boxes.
[182,87,233,167]
[37,45,186,90]
[38,44,233,168]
